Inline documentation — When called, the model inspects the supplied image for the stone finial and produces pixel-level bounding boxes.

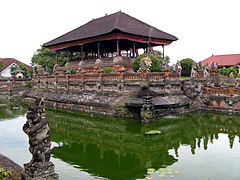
[191,62,197,79]
[203,65,210,80]
[79,61,85,72]
[22,98,58,180]
[12,67,24,78]
[198,61,202,71]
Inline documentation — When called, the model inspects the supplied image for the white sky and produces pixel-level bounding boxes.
[0,0,240,65]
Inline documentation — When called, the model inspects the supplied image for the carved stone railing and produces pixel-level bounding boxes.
[32,71,181,94]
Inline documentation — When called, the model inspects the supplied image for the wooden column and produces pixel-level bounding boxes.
[116,40,120,56]
[162,45,165,60]
[97,43,100,59]
[67,50,70,62]
[81,46,83,60]
[70,51,73,61]
[133,42,136,58]
[56,52,58,64]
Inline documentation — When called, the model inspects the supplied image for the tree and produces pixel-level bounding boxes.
[10,64,18,75]
[31,45,68,74]
[180,58,195,76]
[153,50,170,65]
[219,66,238,78]
[133,53,161,72]
[0,61,3,70]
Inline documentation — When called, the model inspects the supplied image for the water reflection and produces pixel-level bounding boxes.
[0,97,26,120]
[45,110,240,180]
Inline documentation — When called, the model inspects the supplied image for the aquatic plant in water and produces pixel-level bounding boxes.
[145,168,181,179]
[145,130,161,135]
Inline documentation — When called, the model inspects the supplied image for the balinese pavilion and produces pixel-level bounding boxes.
[44,11,177,72]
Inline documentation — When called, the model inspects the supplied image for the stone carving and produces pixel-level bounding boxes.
[175,61,179,72]
[36,66,44,76]
[53,64,60,74]
[95,59,103,71]
[79,61,86,72]
[191,62,197,79]
[138,58,150,72]
[198,61,202,71]
[22,98,58,180]
[229,72,235,86]
[12,67,25,78]
[141,96,154,123]
[203,65,210,79]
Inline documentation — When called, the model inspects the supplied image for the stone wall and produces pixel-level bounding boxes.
[0,78,31,96]
[186,64,240,114]
[24,71,192,119]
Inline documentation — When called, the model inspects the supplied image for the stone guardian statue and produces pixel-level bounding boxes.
[22,98,58,180]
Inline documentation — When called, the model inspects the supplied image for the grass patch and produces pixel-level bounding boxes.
[180,76,191,80]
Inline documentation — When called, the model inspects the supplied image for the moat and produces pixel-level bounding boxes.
[0,98,240,180]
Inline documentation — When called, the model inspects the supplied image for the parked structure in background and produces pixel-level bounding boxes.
[0,58,31,78]
[200,54,240,68]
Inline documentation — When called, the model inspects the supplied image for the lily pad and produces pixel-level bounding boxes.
[145,130,161,135]
[158,174,165,177]
[145,176,152,180]
[147,168,155,174]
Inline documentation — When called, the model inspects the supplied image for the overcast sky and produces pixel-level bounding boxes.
[1,0,240,65]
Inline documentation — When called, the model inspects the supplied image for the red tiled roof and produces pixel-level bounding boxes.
[201,54,240,67]
[0,58,31,71]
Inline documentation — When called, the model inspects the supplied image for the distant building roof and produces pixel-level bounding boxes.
[44,11,178,48]
[201,54,240,67]
[0,58,31,71]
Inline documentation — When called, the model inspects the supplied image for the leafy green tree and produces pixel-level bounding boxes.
[180,58,195,76]
[19,64,30,77]
[153,50,170,65]
[10,64,18,75]
[219,66,238,78]
[0,61,3,70]
[133,53,161,72]
[31,45,68,74]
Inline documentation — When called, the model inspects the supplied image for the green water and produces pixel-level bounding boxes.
[0,98,240,180]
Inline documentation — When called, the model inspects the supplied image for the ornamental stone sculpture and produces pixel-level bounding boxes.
[22,98,58,180]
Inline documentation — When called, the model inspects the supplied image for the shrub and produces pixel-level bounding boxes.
[0,168,12,180]
[133,54,161,72]
[219,66,238,78]
[70,68,76,74]
[103,67,114,73]
[180,58,195,76]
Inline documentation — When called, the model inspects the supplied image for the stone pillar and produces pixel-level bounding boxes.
[22,98,58,180]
